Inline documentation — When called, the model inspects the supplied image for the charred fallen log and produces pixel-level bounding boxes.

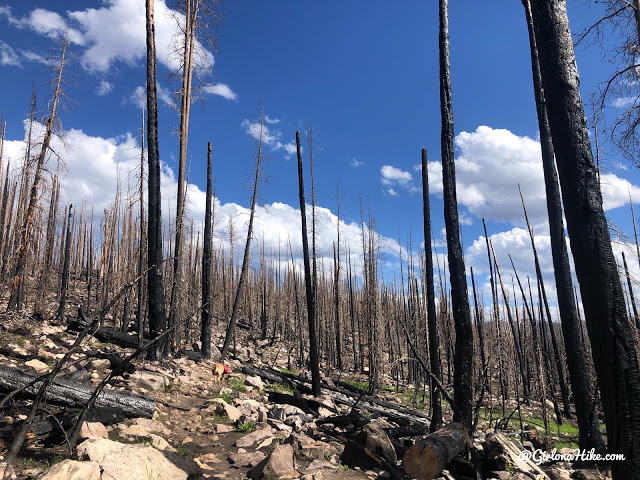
[0,365,155,419]
[402,422,466,480]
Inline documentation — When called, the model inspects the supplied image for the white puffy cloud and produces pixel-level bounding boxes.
[2,1,216,74]
[130,84,175,110]
[351,157,364,167]
[380,165,419,195]
[96,80,114,96]
[204,83,238,101]
[2,122,405,280]
[0,40,20,66]
[241,118,297,159]
[423,126,640,226]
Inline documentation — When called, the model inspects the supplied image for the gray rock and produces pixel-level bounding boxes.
[40,460,101,480]
[228,451,267,468]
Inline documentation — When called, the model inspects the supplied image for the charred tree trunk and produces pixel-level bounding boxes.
[296,130,320,397]
[438,0,473,432]
[421,148,443,432]
[56,205,73,323]
[201,142,213,359]
[529,1,640,476]
[220,101,264,360]
[146,0,168,360]
[524,0,604,449]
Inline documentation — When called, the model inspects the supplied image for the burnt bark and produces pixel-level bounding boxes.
[56,205,73,323]
[421,148,443,432]
[201,142,213,359]
[438,0,473,432]
[529,1,640,476]
[296,130,320,397]
[146,0,168,360]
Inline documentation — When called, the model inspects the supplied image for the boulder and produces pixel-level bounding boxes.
[228,451,267,468]
[133,370,171,391]
[25,359,50,373]
[245,375,264,391]
[79,422,108,440]
[40,460,101,480]
[209,398,242,421]
[236,427,275,448]
[264,444,296,478]
[77,437,190,480]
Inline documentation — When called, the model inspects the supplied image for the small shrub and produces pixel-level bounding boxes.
[17,337,26,347]
[236,421,256,433]
[177,443,193,457]
[212,392,233,404]
[163,382,174,393]
[270,382,293,394]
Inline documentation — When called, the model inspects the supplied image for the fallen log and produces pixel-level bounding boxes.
[266,391,321,415]
[241,365,312,394]
[68,318,148,349]
[0,365,155,419]
[245,365,430,421]
[27,406,127,438]
[402,422,466,480]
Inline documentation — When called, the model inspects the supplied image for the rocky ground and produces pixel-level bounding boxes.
[0,313,614,480]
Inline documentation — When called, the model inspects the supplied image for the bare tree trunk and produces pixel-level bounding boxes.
[146,0,168,360]
[529,1,640,476]
[220,101,264,360]
[8,36,67,312]
[201,142,213,359]
[438,0,473,432]
[56,205,73,323]
[421,148,443,432]
[522,0,606,452]
[296,130,320,397]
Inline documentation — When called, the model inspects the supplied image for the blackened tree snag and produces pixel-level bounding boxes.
[529,0,640,476]
[220,101,264,360]
[296,130,320,397]
[521,1,606,452]
[56,204,73,323]
[438,0,473,432]
[8,36,67,311]
[201,142,213,359]
[146,0,168,360]
[421,148,443,432]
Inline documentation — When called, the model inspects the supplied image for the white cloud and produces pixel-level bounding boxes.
[264,115,280,124]
[241,117,297,159]
[3,122,405,280]
[96,80,114,96]
[386,188,398,196]
[612,96,636,109]
[381,165,412,185]
[130,84,175,110]
[0,40,20,66]
[423,126,640,226]
[204,83,238,101]
[351,157,364,167]
[2,1,215,74]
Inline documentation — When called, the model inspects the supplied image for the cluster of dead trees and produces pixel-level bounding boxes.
[1,0,640,478]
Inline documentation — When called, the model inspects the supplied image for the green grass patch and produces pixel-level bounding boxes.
[555,441,579,450]
[270,382,293,394]
[278,367,299,376]
[229,379,247,393]
[177,443,193,457]
[343,379,369,391]
[236,421,257,433]
[162,382,174,393]
[17,337,26,347]
[212,392,233,404]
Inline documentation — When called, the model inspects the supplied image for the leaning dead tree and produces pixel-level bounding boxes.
[438,0,473,432]
[220,100,265,360]
[146,0,168,360]
[530,1,640,477]
[7,36,68,312]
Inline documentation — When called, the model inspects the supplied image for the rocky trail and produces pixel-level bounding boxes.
[0,314,614,480]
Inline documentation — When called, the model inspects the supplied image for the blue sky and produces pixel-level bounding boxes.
[1,0,640,309]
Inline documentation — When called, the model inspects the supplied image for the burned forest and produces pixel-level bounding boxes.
[0,1,639,480]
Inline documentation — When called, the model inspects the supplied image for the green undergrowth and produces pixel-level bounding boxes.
[270,382,293,394]
[278,367,299,376]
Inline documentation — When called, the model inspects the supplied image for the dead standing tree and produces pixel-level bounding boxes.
[146,0,168,360]
[296,130,321,397]
[530,1,640,477]
[7,36,68,312]
[522,0,606,453]
[438,0,474,432]
[220,101,265,361]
